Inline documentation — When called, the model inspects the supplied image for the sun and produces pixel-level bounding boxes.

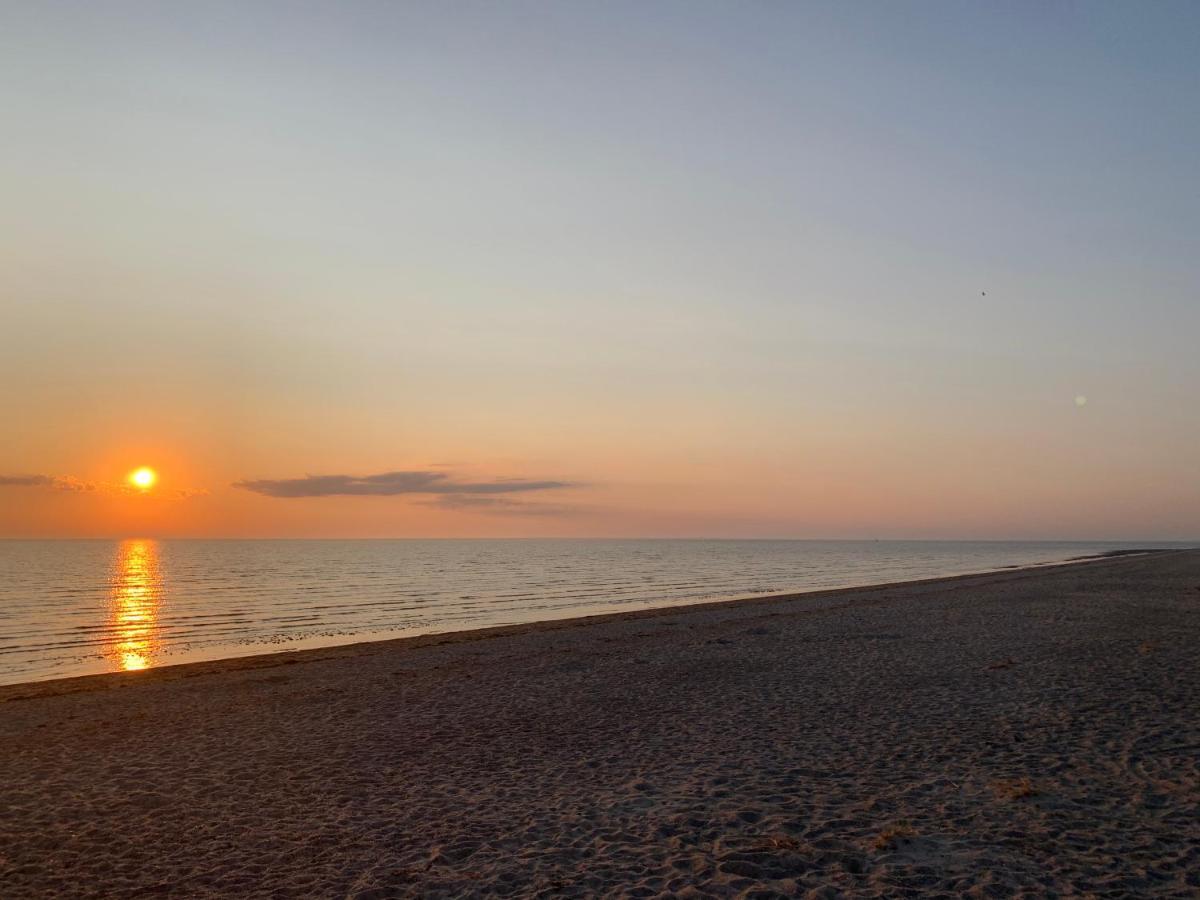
[129,467,157,490]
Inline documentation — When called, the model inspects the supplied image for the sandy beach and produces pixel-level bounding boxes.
[2,550,1198,898]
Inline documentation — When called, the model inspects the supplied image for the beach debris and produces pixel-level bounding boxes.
[872,822,917,851]
[986,656,1017,670]
[990,776,1039,801]
[751,834,806,852]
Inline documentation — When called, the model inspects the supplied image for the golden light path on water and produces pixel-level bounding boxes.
[0,539,1181,686]
[106,539,165,672]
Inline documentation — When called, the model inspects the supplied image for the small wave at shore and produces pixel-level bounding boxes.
[0,539,1190,684]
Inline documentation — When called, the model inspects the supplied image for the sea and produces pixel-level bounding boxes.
[0,539,1189,685]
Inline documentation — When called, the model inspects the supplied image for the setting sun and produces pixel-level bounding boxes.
[129,467,157,490]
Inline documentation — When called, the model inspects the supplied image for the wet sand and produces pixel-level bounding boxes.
[2,550,1198,897]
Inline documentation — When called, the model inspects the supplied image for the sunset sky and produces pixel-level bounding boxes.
[2,2,1198,539]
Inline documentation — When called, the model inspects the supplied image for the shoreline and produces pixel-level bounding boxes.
[1,547,1183,701]
[3,547,1198,896]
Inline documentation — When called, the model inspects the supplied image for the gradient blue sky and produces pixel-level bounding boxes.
[2,2,1197,538]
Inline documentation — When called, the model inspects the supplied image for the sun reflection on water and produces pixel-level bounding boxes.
[106,539,165,672]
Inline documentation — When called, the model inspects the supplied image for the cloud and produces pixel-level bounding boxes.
[51,475,97,492]
[0,475,53,486]
[166,487,211,500]
[234,470,572,499]
[0,474,205,498]
[429,494,579,516]
[0,474,95,492]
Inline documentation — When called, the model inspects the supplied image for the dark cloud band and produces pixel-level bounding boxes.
[234,470,571,498]
[0,474,94,491]
[0,475,54,486]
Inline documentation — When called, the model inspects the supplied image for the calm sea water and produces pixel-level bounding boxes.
[0,539,1187,685]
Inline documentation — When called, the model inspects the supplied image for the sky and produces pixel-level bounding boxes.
[1,1,1198,539]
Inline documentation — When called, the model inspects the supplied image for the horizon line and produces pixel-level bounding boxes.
[1,536,1196,544]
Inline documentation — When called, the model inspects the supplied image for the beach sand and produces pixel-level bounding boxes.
[2,550,1198,897]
